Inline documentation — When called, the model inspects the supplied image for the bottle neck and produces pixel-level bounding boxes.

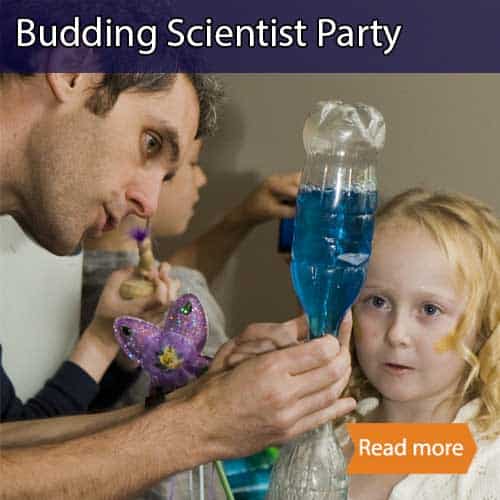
[302,157,377,192]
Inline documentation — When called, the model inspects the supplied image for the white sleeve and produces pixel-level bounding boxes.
[458,436,500,500]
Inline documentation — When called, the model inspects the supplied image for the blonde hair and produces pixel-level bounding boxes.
[347,188,500,437]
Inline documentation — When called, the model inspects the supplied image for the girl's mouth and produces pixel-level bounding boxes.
[383,362,414,374]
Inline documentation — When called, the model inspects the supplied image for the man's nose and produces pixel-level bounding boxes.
[126,176,161,219]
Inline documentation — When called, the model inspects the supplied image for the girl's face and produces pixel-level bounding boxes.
[353,221,473,405]
[151,139,207,237]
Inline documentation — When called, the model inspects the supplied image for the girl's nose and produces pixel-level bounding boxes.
[195,166,207,189]
[385,313,412,348]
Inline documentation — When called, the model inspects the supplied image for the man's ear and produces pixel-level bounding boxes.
[46,72,101,104]
[45,46,100,102]
[46,73,80,102]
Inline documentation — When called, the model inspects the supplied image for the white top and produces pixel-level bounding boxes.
[336,398,500,500]
[0,216,82,401]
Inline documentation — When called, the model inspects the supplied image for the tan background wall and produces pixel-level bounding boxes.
[158,74,500,337]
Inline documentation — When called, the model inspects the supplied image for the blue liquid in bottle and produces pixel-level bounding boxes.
[291,186,377,338]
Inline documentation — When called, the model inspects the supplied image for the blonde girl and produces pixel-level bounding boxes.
[340,188,500,500]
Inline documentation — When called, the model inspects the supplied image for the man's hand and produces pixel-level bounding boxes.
[231,171,300,227]
[184,318,355,459]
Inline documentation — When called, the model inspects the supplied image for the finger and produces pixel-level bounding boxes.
[226,339,278,367]
[227,337,293,367]
[265,335,340,376]
[270,182,300,201]
[329,365,352,400]
[236,318,306,348]
[143,266,160,281]
[153,275,169,304]
[158,261,171,276]
[167,278,181,302]
[226,352,256,367]
[290,381,355,422]
[124,293,163,316]
[272,204,296,219]
[338,309,353,351]
[107,267,136,288]
[156,262,180,302]
[280,397,357,443]
[270,171,301,191]
[282,315,309,342]
[210,339,237,373]
[291,348,351,399]
[233,339,277,355]
[282,171,301,186]
[133,277,169,313]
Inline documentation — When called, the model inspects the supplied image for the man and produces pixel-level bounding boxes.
[0,72,355,498]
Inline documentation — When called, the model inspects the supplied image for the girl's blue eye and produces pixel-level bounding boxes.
[363,295,390,309]
[423,303,441,316]
[370,296,386,309]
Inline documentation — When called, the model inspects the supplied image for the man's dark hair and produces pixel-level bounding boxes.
[1,1,224,136]
[85,73,224,138]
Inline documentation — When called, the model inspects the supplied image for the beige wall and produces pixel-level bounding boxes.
[159,74,500,337]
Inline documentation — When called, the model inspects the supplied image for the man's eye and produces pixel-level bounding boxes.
[143,131,162,156]
[422,303,441,317]
[163,171,176,183]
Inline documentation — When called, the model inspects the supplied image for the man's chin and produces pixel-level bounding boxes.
[13,214,83,256]
[31,229,82,256]
[41,236,82,256]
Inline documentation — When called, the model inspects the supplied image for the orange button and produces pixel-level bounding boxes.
[346,423,477,474]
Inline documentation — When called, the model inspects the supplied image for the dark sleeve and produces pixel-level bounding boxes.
[81,262,141,410]
[1,345,99,422]
[89,361,140,410]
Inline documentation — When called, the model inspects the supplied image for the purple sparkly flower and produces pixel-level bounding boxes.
[113,294,210,393]
[129,226,149,243]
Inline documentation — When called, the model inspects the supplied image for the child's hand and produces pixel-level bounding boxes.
[208,315,308,374]
[95,264,177,322]
[76,263,180,378]
[90,262,180,344]
[139,262,181,325]
[216,310,353,372]
[232,171,300,227]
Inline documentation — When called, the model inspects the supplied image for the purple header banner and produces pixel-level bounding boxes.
[1,0,499,73]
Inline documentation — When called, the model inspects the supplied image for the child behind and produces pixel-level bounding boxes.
[340,188,500,500]
[81,136,301,499]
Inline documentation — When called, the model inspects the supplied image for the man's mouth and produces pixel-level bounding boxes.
[101,207,118,232]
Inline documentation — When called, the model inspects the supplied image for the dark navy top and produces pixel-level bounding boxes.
[0,344,99,421]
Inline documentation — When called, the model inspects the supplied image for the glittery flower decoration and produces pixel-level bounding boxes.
[113,293,210,393]
[129,226,149,243]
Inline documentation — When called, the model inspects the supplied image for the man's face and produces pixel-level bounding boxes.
[23,74,199,255]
